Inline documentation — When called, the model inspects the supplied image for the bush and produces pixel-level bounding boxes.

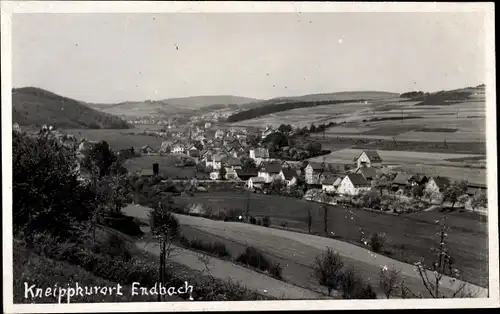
[340,268,377,299]
[312,248,345,295]
[236,246,271,271]
[370,232,387,253]
[256,218,262,226]
[102,213,144,237]
[269,261,283,280]
[262,216,271,227]
[183,238,231,258]
[226,208,243,222]
[249,216,257,224]
[98,233,132,262]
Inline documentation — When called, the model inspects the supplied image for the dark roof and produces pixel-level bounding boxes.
[392,173,412,185]
[222,156,243,167]
[260,161,282,173]
[253,147,270,158]
[432,176,451,189]
[357,150,383,162]
[281,168,298,180]
[467,186,486,195]
[356,167,377,180]
[322,174,338,185]
[467,182,487,189]
[410,174,428,183]
[346,173,370,187]
[236,168,258,177]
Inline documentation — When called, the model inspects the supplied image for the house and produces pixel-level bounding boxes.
[221,156,243,170]
[171,143,185,154]
[279,168,299,187]
[261,126,275,139]
[337,174,371,196]
[204,122,212,129]
[424,176,451,202]
[391,173,413,191]
[355,167,377,183]
[355,151,383,168]
[322,175,338,194]
[186,144,199,157]
[249,147,270,165]
[466,183,487,198]
[305,162,325,185]
[215,129,225,139]
[205,153,226,170]
[236,168,259,181]
[248,177,266,190]
[258,161,282,183]
[409,174,428,186]
[158,141,172,154]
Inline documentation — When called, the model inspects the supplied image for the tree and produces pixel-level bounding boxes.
[306,207,313,234]
[309,124,317,133]
[193,140,204,151]
[82,140,118,178]
[13,131,95,245]
[278,124,292,134]
[411,184,425,200]
[240,156,256,170]
[379,266,402,299]
[312,248,345,295]
[149,196,180,301]
[470,190,487,211]
[442,180,468,209]
[262,132,289,151]
[306,142,322,153]
[219,167,227,180]
[373,175,391,195]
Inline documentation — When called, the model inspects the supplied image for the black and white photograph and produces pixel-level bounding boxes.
[2,1,498,312]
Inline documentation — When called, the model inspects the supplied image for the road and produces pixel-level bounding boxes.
[123,205,488,299]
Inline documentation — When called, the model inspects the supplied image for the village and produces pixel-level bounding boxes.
[62,121,488,216]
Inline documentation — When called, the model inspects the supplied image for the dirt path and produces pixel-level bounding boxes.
[134,241,324,300]
[123,205,488,298]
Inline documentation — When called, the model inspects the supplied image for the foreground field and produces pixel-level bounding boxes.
[123,204,487,298]
[171,191,488,288]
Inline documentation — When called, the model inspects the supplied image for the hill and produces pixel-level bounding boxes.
[91,95,261,118]
[12,87,131,129]
[228,91,398,123]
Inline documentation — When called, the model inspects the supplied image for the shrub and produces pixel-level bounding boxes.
[312,248,345,295]
[99,233,132,262]
[280,222,288,228]
[102,213,144,237]
[339,268,377,299]
[262,216,271,227]
[370,232,387,253]
[269,261,283,280]
[256,218,262,226]
[185,238,231,258]
[249,216,257,224]
[226,208,243,221]
[236,246,271,271]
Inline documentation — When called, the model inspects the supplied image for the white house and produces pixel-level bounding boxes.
[424,176,451,203]
[337,174,371,196]
[305,162,325,185]
[258,161,282,183]
[249,147,270,165]
[248,177,266,189]
[321,174,338,194]
[279,169,299,187]
[204,122,212,129]
[205,153,225,170]
[355,151,383,168]
[172,144,185,154]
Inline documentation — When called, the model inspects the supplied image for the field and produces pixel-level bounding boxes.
[63,128,169,150]
[172,191,488,288]
[393,164,487,185]
[123,155,207,178]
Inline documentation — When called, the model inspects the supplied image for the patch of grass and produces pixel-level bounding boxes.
[361,125,419,136]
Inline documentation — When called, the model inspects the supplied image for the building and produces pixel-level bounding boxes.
[186,144,199,157]
[204,122,212,129]
[391,173,414,191]
[236,168,259,181]
[205,153,225,170]
[355,167,377,183]
[279,168,299,187]
[355,151,383,168]
[210,171,221,180]
[305,162,325,185]
[424,176,451,202]
[221,156,243,170]
[466,183,487,198]
[249,147,270,165]
[258,161,282,183]
[171,144,185,154]
[321,175,339,194]
[337,174,371,196]
[248,177,266,190]
[215,129,225,139]
[261,126,275,139]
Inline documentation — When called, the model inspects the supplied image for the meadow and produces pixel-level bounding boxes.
[173,191,488,287]
[123,155,208,179]
[63,128,169,150]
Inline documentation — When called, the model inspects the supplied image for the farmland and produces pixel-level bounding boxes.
[172,191,488,288]
[122,155,207,179]
[63,128,168,150]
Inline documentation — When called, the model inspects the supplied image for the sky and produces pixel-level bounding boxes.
[12,12,486,103]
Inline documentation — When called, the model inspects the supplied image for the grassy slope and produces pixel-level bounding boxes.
[13,240,182,303]
[12,87,131,129]
[174,191,488,287]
